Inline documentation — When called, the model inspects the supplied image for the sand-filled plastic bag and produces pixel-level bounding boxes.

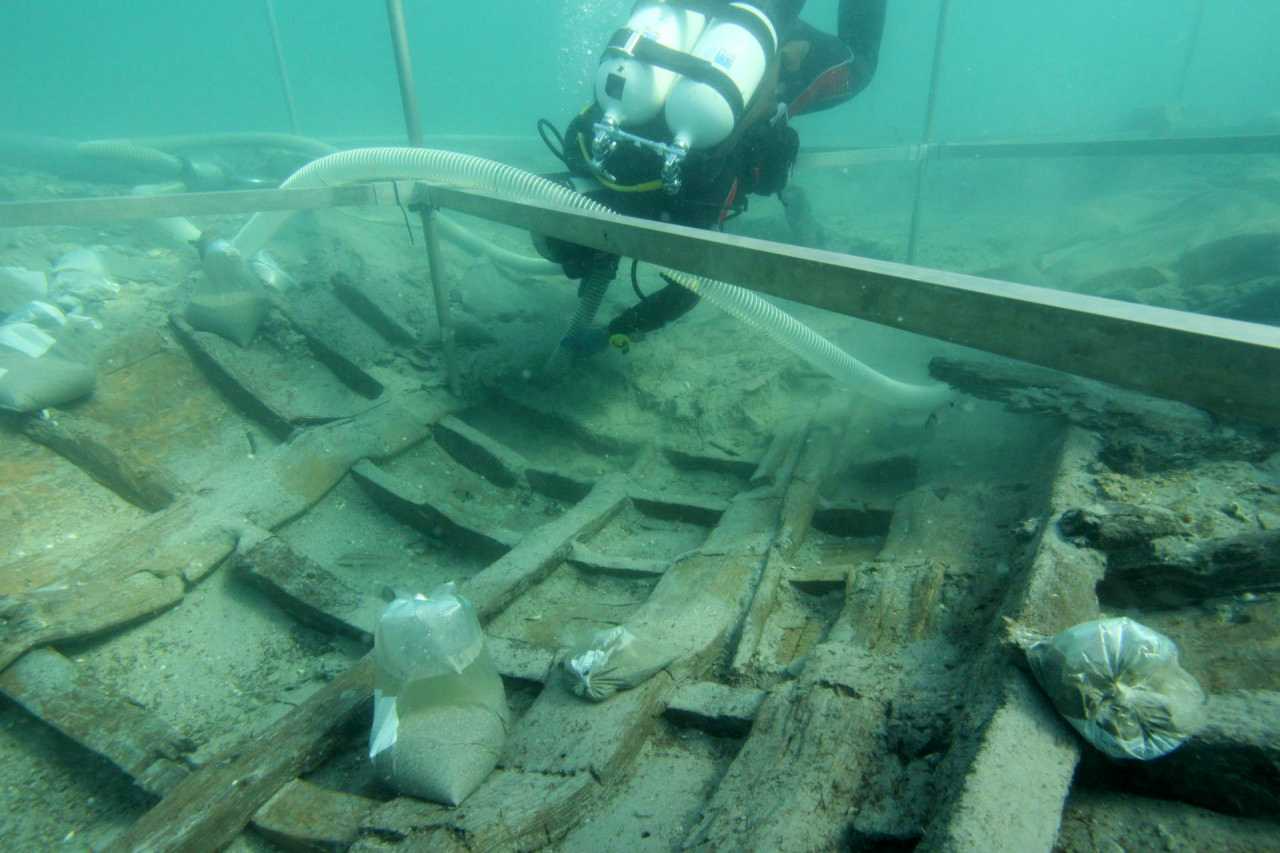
[370,584,509,805]
[565,626,674,702]
[0,302,97,412]
[186,240,271,346]
[1018,616,1207,760]
[0,267,48,314]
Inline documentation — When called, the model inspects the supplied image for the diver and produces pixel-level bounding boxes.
[538,0,886,357]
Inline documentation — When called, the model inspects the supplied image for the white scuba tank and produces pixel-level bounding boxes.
[595,3,708,128]
[664,2,778,150]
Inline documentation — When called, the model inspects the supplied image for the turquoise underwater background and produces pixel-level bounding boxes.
[5,1,1279,146]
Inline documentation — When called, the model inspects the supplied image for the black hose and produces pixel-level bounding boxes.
[537,119,571,169]
[629,259,646,300]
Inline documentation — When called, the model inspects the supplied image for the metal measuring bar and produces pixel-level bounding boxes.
[418,183,1280,427]
[2,180,1276,424]
[798,132,1280,170]
[0,184,399,228]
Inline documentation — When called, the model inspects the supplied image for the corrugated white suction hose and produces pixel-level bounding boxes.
[231,147,951,409]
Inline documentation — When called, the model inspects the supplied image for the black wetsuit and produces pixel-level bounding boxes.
[560,0,887,343]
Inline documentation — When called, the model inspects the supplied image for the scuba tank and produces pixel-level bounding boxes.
[595,2,708,128]
[585,1,784,193]
[665,3,779,150]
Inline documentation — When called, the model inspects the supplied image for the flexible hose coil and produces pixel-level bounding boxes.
[231,147,950,409]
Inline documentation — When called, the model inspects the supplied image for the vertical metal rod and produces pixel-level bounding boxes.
[420,207,462,396]
[264,0,300,134]
[1174,0,1205,105]
[905,0,952,264]
[385,0,460,394]
[385,0,425,147]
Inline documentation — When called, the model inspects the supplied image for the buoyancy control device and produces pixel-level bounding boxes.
[590,1,783,193]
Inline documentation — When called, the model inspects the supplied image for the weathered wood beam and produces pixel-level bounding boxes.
[0,647,195,797]
[104,656,376,853]
[21,410,177,511]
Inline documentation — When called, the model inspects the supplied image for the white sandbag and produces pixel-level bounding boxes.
[51,248,119,302]
[186,240,271,346]
[0,349,95,412]
[370,585,509,805]
[0,267,48,314]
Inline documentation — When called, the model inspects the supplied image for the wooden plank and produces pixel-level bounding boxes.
[797,133,1280,170]
[236,535,378,643]
[434,414,529,488]
[929,356,1275,470]
[688,426,1101,852]
[733,418,839,673]
[21,410,177,511]
[234,533,557,684]
[1106,689,1280,818]
[351,459,520,557]
[569,542,669,578]
[252,779,379,852]
[629,488,729,526]
[662,445,757,480]
[664,681,766,738]
[104,656,377,853]
[331,272,419,346]
[461,475,629,620]
[919,429,1107,853]
[0,391,448,671]
[0,647,195,797]
[170,314,295,440]
[1099,530,1280,608]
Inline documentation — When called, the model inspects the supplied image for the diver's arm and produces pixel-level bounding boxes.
[838,0,886,100]
[781,0,886,116]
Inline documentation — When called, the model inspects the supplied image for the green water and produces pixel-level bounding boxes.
[5,2,1278,144]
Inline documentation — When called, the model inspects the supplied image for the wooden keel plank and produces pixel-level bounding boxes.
[917,428,1107,853]
[732,420,840,674]
[688,425,1097,851]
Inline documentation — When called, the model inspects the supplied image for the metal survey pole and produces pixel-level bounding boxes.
[1174,0,1205,105]
[264,0,300,134]
[385,0,460,395]
[905,0,951,264]
[385,0,425,147]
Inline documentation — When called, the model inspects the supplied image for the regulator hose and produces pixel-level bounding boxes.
[231,147,951,409]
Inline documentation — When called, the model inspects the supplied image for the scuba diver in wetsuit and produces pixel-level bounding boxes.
[538,0,886,357]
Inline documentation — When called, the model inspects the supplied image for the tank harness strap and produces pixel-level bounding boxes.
[604,0,782,129]
[604,29,745,126]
